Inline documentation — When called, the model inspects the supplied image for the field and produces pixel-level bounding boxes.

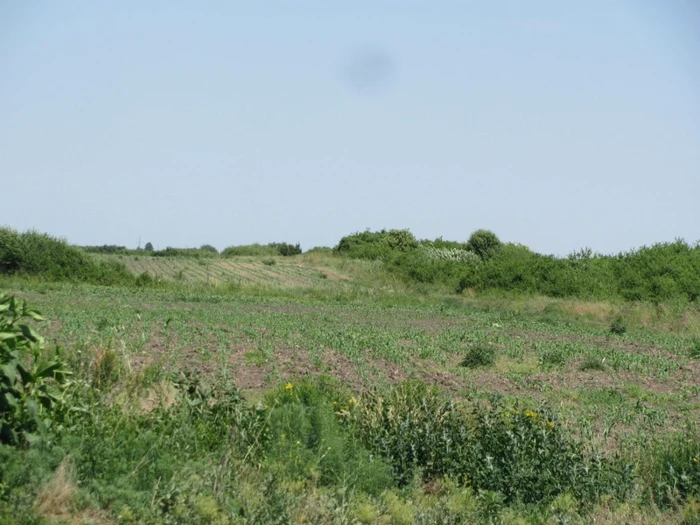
[106,254,351,287]
[1,253,700,523]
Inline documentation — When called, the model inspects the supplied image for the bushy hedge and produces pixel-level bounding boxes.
[222,242,301,257]
[333,228,700,302]
[0,227,132,285]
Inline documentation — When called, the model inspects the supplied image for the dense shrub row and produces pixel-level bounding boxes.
[222,242,302,257]
[0,228,133,285]
[333,229,700,303]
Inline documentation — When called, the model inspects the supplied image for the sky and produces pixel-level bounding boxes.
[1,1,699,256]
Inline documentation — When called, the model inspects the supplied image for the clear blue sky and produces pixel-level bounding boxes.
[2,1,699,255]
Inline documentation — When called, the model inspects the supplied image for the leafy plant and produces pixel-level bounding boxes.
[643,431,700,507]
[461,344,496,368]
[688,338,700,360]
[466,229,502,260]
[610,316,627,335]
[0,293,71,445]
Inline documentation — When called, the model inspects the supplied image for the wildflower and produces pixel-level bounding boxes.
[546,421,555,429]
[694,457,698,463]
[525,410,537,419]
[348,397,357,405]
[296,440,301,445]
[285,383,294,390]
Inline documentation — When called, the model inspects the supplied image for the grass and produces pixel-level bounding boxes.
[1,256,700,523]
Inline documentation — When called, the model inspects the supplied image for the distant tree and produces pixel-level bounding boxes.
[200,244,218,254]
[467,229,501,260]
[144,242,154,252]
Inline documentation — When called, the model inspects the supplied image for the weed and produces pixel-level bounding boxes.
[580,355,607,371]
[461,344,496,368]
[610,316,627,335]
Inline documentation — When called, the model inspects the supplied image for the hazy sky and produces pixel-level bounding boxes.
[2,1,699,255]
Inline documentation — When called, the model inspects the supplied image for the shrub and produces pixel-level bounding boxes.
[644,431,700,507]
[610,316,627,335]
[81,244,128,255]
[135,272,153,287]
[423,247,481,264]
[222,243,301,257]
[305,246,333,254]
[467,229,502,260]
[0,293,71,445]
[0,228,133,285]
[348,382,628,503]
[152,247,217,258]
[579,356,606,372]
[272,242,302,257]
[262,258,276,266]
[334,229,418,260]
[539,348,566,369]
[199,244,218,254]
[461,345,496,368]
[689,339,700,360]
[144,242,154,252]
[263,379,393,495]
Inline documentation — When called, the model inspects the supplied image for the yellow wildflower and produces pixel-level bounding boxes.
[348,397,357,405]
[285,383,294,390]
[693,457,698,463]
[546,421,555,429]
[525,410,537,419]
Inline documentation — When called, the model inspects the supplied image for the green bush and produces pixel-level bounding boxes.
[152,247,218,258]
[81,244,129,255]
[348,382,628,503]
[610,316,627,335]
[263,379,393,495]
[222,242,301,257]
[0,227,132,285]
[0,293,71,445]
[689,339,700,360]
[199,244,218,254]
[466,229,502,260]
[334,229,418,260]
[643,431,700,507]
[272,242,302,256]
[461,344,496,368]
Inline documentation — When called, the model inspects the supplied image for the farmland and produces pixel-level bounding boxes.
[1,241,700,523]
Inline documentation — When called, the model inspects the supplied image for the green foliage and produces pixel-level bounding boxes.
[81,244,129,255]
[305,246,332,254]
[643,431,700,507]
[539,348,566,369]
[0,294,70,445]
[467,229,502,260]
[262,258,276,266]
[222,242,301,257]
[610,316,627,335]
[334,229,418,260]
[263,379,393,495]
[144,242,154,252]
[199,244,218,254]
[272,242,302,257]
[461,344,496,368]
[348,382,629,503]
[152,247,218,258]
[135,271,154,287]
[0,228,132,285]
[689,339,700,360]
[222,243,279,257]
[580,356,607,372]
